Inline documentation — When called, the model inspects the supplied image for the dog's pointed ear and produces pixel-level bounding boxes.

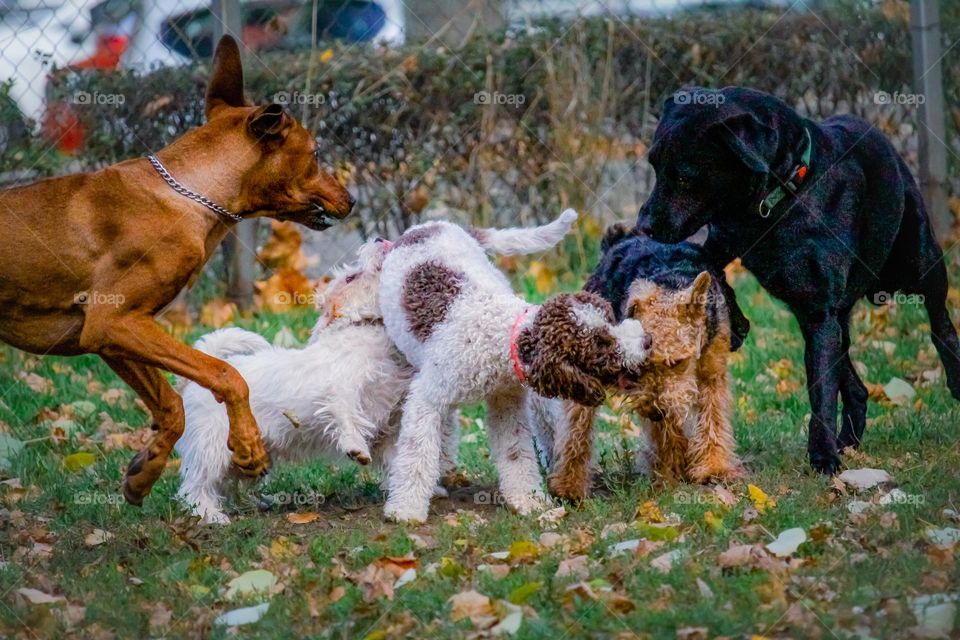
[206,36,247,117]
[248,104,290,139]
[683,272,712,306]
[712,112,777,174]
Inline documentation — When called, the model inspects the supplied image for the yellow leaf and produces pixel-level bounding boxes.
[320,48,334,63]
[703,511,725,534]
[64,452,95,471]
[636,500,664,523]
[507,540,539,564]
[747,484,777,514]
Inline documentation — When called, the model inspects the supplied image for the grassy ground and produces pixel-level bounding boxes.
[1,261,959,639]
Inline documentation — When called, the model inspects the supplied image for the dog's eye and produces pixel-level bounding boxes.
[345,274,359,283]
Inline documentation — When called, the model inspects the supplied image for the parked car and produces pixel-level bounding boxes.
[0,0,405,154]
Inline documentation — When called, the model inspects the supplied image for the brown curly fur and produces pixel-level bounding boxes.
[402,261,464,341]
[548,273,743,501]
[515,292,627,408]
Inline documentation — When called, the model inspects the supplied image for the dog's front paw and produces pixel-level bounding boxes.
[547,473,589,503]
[201,510,231,526]
[384,500,429,524]
[507,491,550,516]
[688,456,746,484]
[347,448,372,465]
[809,450,841,475]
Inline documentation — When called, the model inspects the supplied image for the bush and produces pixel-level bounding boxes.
[5,5,958,240]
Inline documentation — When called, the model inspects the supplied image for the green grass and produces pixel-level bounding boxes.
[0,266,959,639]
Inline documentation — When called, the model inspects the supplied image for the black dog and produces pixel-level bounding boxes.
[637,86,960,474]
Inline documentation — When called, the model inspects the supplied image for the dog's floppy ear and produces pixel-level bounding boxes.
[528,357,607,407]
[205,36,248,117]
[601,223,635,252]
[248,104,290,139]
[712,112,778,174]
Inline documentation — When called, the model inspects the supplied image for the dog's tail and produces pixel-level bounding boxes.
[193,328,271,359]
[177,328,271,391]
[471,208,578,256]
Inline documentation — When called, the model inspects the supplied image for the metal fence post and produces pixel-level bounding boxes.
[212,0,258,312]
[911,0,950,243]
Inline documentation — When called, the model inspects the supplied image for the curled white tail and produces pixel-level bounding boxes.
[473,208,578,256]
[193,328,271,359]
[178,328,272,391]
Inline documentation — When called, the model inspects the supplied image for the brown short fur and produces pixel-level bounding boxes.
[0,36,354,506]
[549,272,743,501]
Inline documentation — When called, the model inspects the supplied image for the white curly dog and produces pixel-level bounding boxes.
[380,210,652,523]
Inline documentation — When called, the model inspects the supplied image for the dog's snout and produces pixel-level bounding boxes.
[643,333,653,351]
[348,193,357,209]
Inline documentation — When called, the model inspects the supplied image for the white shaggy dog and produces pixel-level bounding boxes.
[175,240,413,524]
[380,210,653,523]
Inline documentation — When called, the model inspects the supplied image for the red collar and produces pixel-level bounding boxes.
[510,308,532,383]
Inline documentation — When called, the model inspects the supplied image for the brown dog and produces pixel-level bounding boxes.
[0,36,353,505]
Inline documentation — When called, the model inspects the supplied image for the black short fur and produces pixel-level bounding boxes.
[635,85,960,474]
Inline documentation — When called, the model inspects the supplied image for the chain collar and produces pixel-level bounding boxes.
[147,154,243,222]
[757,127,813,218]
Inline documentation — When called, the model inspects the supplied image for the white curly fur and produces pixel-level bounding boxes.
[380,210,651,523]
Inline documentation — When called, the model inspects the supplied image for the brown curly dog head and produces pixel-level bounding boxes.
[626,272,713,367]
[516,292,652,407]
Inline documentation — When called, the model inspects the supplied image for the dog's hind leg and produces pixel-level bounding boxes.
[89,316,270,504]
[836,308,869,451]
[919,260,960,400]
[798,315,843,474]
[486,389,548,515]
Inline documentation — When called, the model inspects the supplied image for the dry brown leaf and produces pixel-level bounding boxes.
[448,590,494,625]
[286,512,320,525]
[555,555,590,580]
[84,529,113,547]
[200,299,237,328]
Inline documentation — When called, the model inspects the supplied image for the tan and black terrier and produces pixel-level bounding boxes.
[544,225,744,501]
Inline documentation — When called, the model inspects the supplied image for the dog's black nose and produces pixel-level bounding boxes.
[643,333,653,350]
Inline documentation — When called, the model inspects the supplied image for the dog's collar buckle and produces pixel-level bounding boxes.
[147,154,243,223]
[510,307,532,384]
[758,127,813,218]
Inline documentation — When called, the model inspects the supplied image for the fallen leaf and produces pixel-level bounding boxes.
[286,512,320,525]
[214,602,270,626]
[555,555,590,580]
[748,484,776,513]
[394,568,416,589]
[507,540,539,564]
[926,527,960,546]
[63,452,96,472]
[838,468,894,490]
[16,588,64,605]
[909,593,959,634]
[537,506,567,526]
[225,570,277,600]
[651,549,682,574]
[718,543,760,569]
[84,529,113,547]
[19,372,53,394]
[507,581,542,604]
[448,590,494,625]
[883,377,916,405]
[766,527,807,558]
